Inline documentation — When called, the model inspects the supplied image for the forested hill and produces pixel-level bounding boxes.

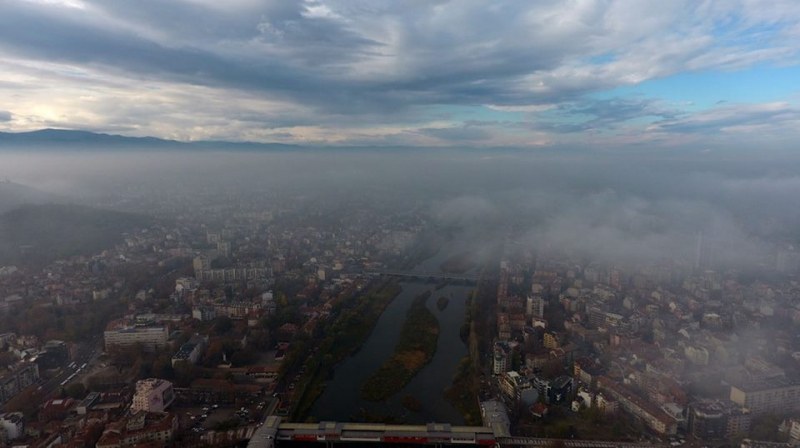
[0,180,60,214]
[0,203,152,267]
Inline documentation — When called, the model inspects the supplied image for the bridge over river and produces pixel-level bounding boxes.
[248,418,665,448]
[369,269,483,282]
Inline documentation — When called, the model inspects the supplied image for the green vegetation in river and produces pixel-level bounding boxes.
[292,280,402,420]
[401,395,423,413]
[360,290,439,401]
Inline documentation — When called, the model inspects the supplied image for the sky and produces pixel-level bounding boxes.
[1,0,800,149]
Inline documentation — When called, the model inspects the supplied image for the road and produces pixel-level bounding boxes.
[38,336,103,400]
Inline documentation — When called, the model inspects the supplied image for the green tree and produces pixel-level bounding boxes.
[65,382,87,399]
[213,316,233,335]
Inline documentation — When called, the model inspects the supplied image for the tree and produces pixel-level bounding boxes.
[3,387,42,417]
[152,353,175,380]
[0,351,17,368]
[750,414,787,442]
[204,340,225,366]
[230,349,258,367]
[65,382,87,399]
[213,316,233,335]
[173,363,197,387]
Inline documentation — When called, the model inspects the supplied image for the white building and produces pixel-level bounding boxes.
[131,379,175,413]
[104,324,168,351]
[493,344,508,375]
[783,418,800,442]
[526,295,545,318]
[0,412,24,441]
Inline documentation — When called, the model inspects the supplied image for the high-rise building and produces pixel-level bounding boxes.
[192,255,210,274]
[493,343,508,375]
[526,295,545,319]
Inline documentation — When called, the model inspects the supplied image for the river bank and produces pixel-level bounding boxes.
[360,291,439,401]
[309,237,480,423]
[290,280,401,419]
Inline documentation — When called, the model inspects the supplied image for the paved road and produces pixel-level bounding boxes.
[39,336,103,400]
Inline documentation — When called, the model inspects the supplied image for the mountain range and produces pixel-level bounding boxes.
[0,128,299,151]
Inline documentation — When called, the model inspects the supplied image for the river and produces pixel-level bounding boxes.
[310,241,476,423]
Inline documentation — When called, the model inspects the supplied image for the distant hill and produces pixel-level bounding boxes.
[0,203,152,267]
[0,129,185,148]
[0,180,62,214]
[0,129,298,151]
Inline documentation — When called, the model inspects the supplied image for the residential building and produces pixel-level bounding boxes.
[526,295,545,319]
[783,419,800,443]
[573,357,603,386]
[0,363,39,404]
[0,412,24,441]
[39,398,75,422]
[493,343,509,375]
[730,379,800,416]
[597,376,677,435]
[687,400,751,440]
[35,340,69,370]
[131,379,174,413]
[499,371,533,404]
[171,335,207,367]
[543,331,560,349]
[96,411,177,448]
[104,320,168,351]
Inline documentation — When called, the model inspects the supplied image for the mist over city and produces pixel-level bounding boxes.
[4,149,799,271]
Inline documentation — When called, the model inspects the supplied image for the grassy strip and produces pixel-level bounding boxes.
[292,280,402,420]
[360,291,439,401]
[444,356,482,425]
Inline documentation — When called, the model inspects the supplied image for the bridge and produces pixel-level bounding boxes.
[248,418,666,448]
[370,269,481,282]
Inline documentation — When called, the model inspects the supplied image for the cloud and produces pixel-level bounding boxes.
[0,111,11,122]
[417,125,492,142]
[519,191,770,269]
[1,0,799,145]
[526,97,681,133]
[649,102,800,134]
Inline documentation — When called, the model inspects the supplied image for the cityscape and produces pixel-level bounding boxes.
[2,1,800,447]
[0,150,798,447]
